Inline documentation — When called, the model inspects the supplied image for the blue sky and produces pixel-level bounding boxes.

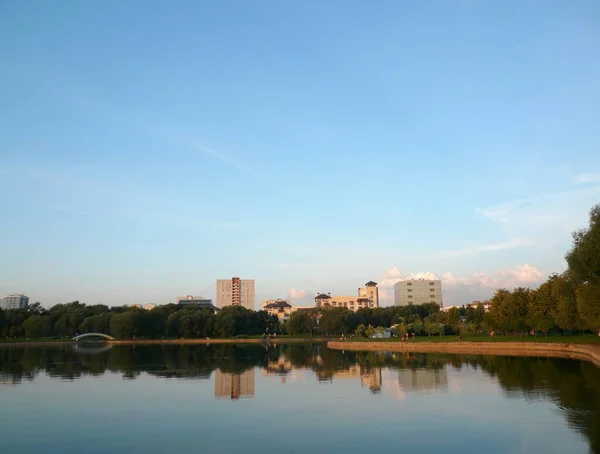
[1,1,599,307]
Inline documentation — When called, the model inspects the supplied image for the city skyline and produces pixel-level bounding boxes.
[1,2,599,308]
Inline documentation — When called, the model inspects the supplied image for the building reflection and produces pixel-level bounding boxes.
[214,369,255,400]
[316,365,382,393]
[262,357,293,377]
[397,368,448,392]
[0,372,19,385]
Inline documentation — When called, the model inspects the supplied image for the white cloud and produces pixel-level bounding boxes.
[288,288,306,299]
[378,265,545,304]
[573,173,600,184]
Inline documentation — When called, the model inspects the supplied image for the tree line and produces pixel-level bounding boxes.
[1,203,598,340]
[0,303,280,339]
[287,203,600,337]
[483,203,600,335]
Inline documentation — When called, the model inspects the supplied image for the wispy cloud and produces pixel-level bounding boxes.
[23,77,251,173]
[156,214,239,230]
[475,184,600,249]
[435,238,530,259]
[147,125,250,171]
[4,165,241,230]
[288,288,306,299]
[573,172,600,184]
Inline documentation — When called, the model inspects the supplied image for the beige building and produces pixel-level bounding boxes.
[144,303,157,310]
[394,279,442,306]
[216,277,255,310]
[215,369,255,400]
[262,299,293,322]
[315,281,379,312]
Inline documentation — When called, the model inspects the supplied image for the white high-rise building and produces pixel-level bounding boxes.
[216,277,255,310]
[394,279,442,307]
[0,294,29,310]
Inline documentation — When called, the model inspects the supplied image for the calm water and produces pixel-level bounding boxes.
[1,343,599,454]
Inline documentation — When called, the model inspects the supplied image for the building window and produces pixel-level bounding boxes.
[407,289,412,292]
[408,295,413,298]
[407,283,412,286]
[429,282,434,285]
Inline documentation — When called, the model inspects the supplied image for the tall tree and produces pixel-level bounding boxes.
[566,203,600,284]
[550,273,583,332]
[576,283,600,332]
[527,282,555,335]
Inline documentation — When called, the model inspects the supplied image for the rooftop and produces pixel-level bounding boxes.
[264,300,292,309]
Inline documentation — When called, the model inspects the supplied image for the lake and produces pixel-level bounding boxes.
[0,343,599,454]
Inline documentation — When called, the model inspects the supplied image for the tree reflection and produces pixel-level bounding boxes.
[0,345,598,452]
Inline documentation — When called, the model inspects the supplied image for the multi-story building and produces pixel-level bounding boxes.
[394,279,442,306]
[216,278,255,310]
[262,299,293,322]
[314,281,379,312]
[0,294,29,310]
[144,303,157,310]
[176,295,219,313]
[441,300,492,312]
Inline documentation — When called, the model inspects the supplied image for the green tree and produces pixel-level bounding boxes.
[551,273,582,332]
[527,281,555,335]
[364,324,375,338]
[576,283,600,332]
[489,288,531,334]
[566,203,600,284]
[355,324,366,338]
[445,307,461,330]
[286,311,313,336]
[23,315,45,338]
[319,308,348,335]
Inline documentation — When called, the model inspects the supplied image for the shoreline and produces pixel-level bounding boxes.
[0,337,332,348]
[327,341,600,367]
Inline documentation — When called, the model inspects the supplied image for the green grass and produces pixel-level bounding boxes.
[338,335,600,345]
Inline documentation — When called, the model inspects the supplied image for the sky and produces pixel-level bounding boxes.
[1,1,599,308]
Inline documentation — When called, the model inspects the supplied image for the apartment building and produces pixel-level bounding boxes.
[394,279,442,306]
[216,278,255,310]
[315,281,379,312]
[0,294,29,310]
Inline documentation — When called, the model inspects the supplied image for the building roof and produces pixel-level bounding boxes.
[264,300,292,310]
[365,281,377,286]
[315,293,331,299]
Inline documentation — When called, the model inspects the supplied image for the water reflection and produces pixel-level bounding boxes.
[215,369,255,400]
[0,343,599,453]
